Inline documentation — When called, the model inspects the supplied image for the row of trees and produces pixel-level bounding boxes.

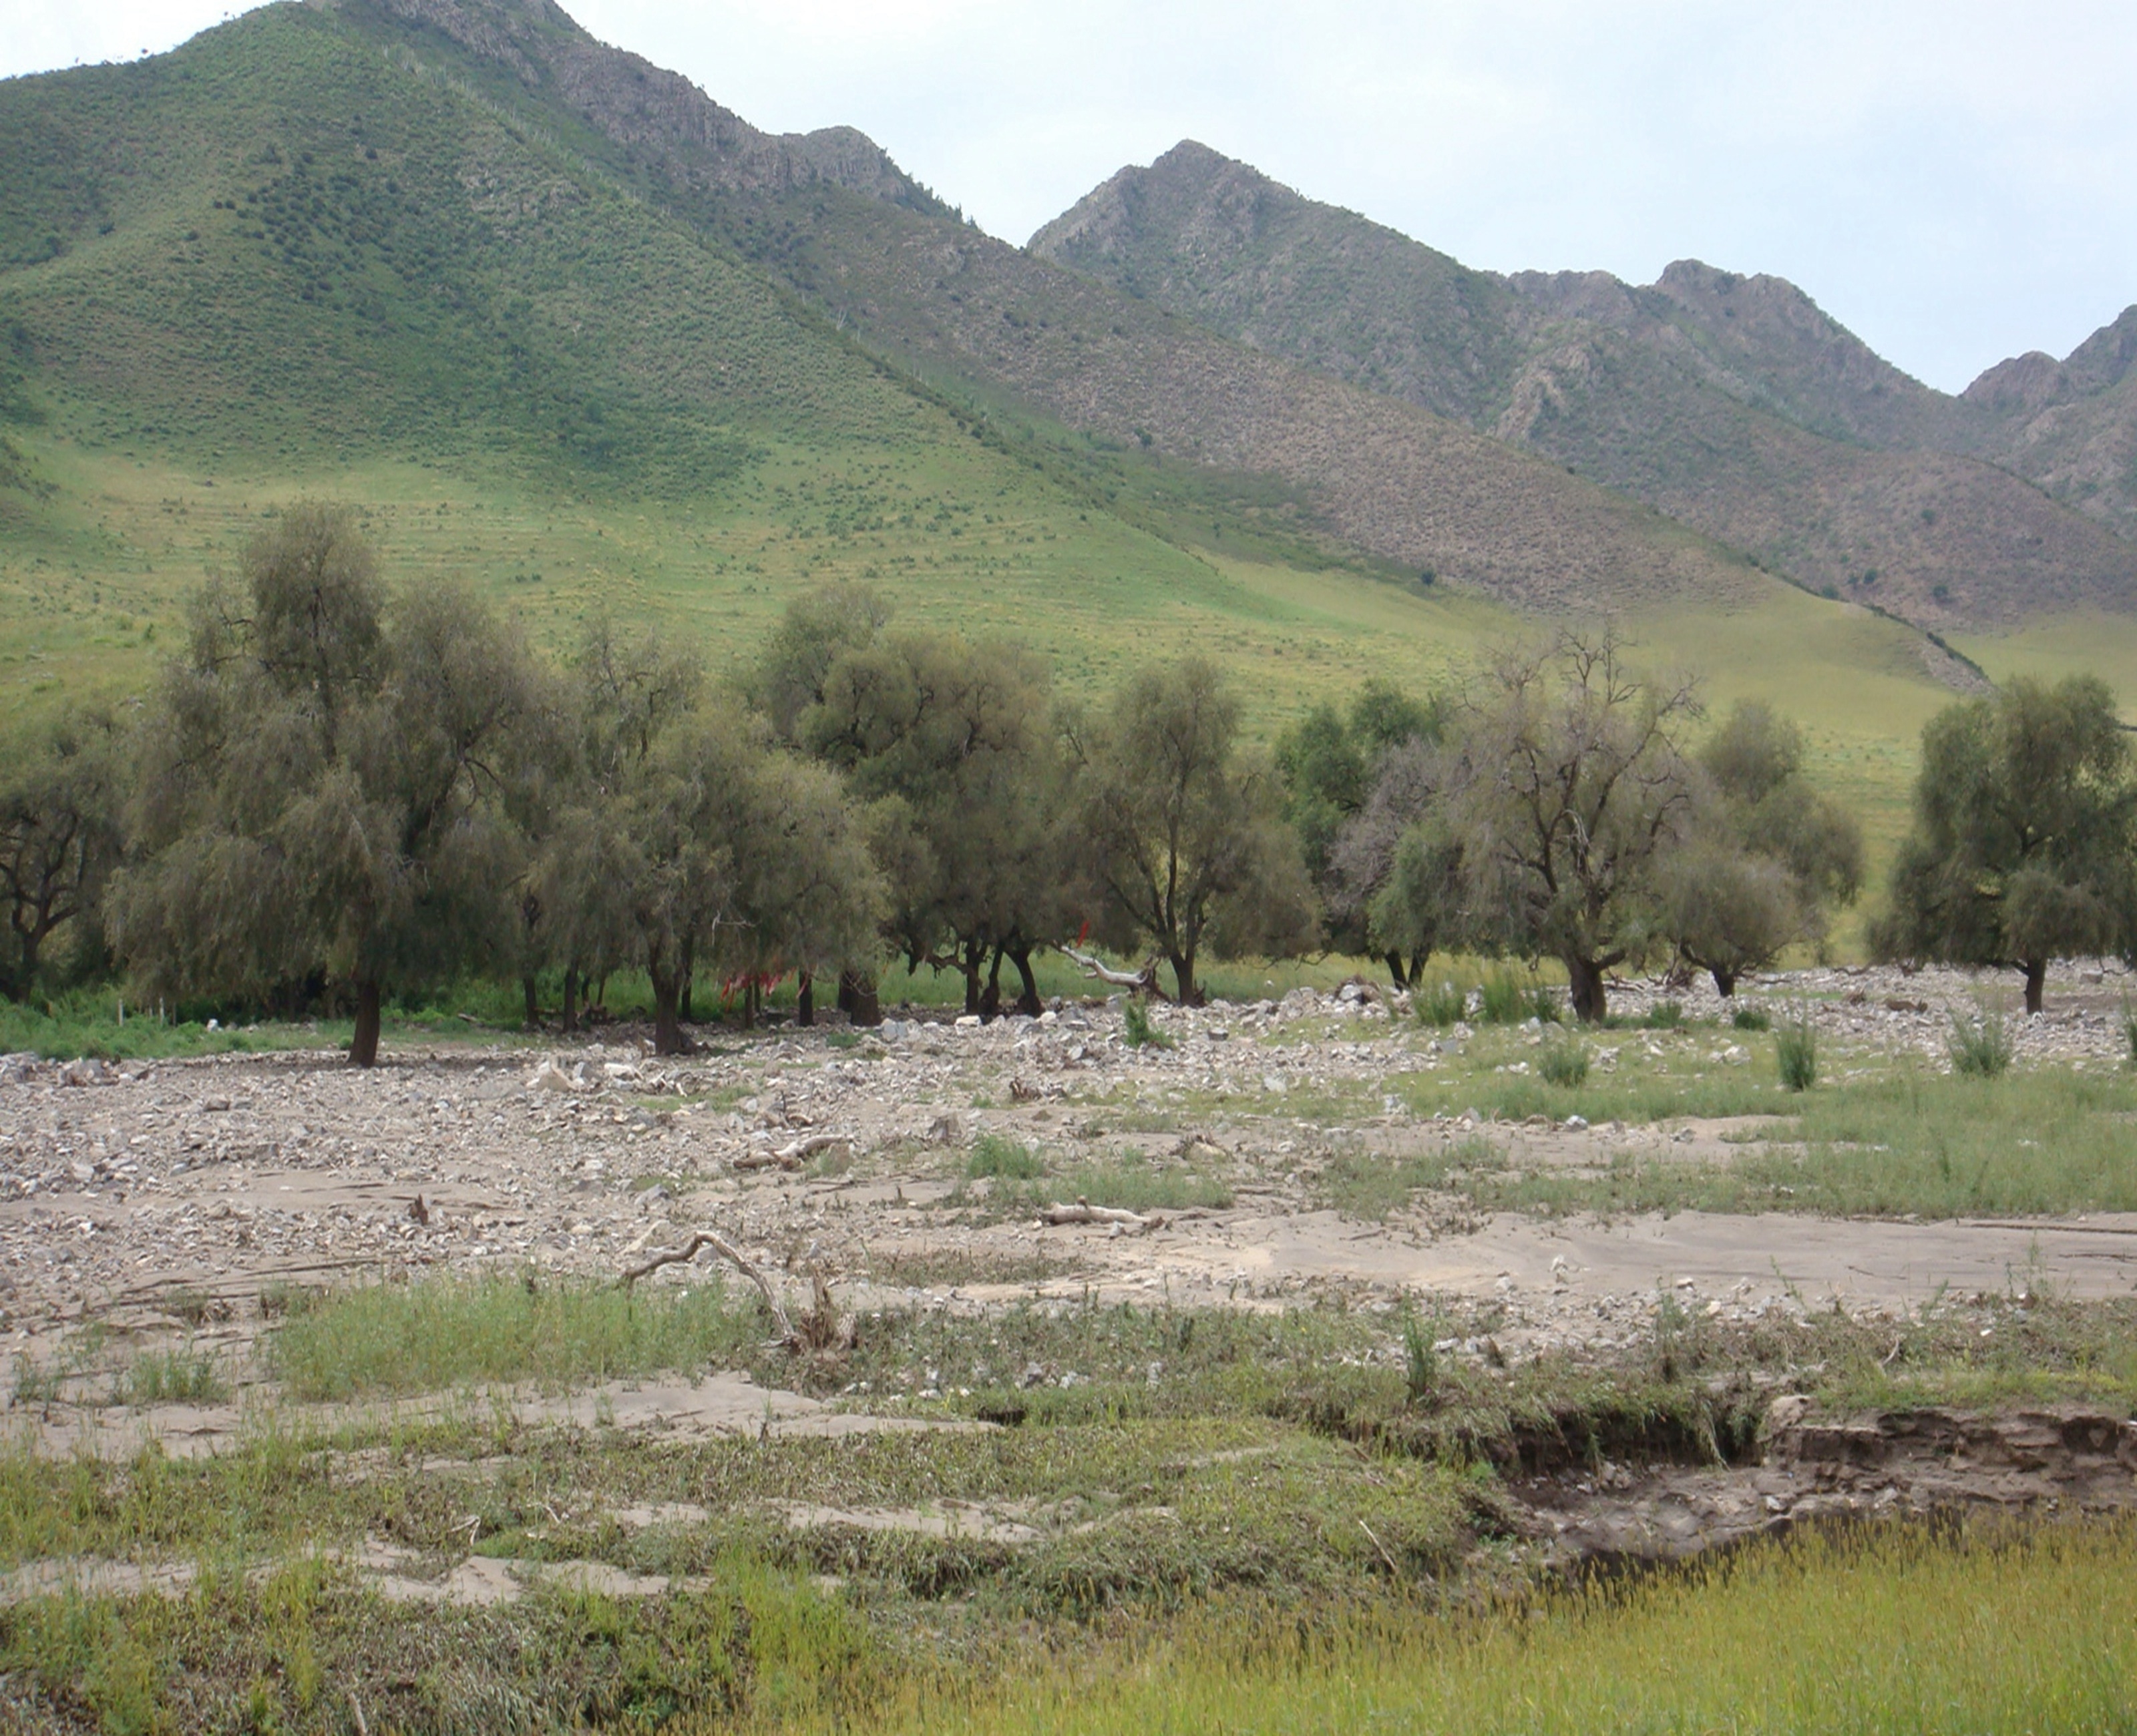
[3,504,2130,1056]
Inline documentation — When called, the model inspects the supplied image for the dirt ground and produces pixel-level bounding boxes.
[3,959,2136,1604]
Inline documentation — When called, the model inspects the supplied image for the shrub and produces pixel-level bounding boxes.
[2122,1002,2137,1067]
[1732,1006,1772,1032]
[1645,1000,1685,1030]
[1402,1311,1438,1405]
[1948,1011,2012,1078]
[1776,1008,1818,1092]
[967,1134,1044,1181]
[1537,1037,1590,1088]
[1122,998,1173,1049]
[1481,969,1563,1025]
[1416,980,1467,1028]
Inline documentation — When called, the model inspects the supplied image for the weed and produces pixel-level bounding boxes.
[1644,1000,1685,1030]
[1948,1010,2012,1078]
[118,1345,225,1406]
[1402,1313,1439,1405]
[1476,971,1529,1026]
[1122,999,1173,1050]
[1537,1037,1589,1088]
[1731,1006,1770,1032]
[1776,1008,1818,1092]
[1476,969,1561,1024]
[1415,980,1467,1028]
[967,1134,1044,1182]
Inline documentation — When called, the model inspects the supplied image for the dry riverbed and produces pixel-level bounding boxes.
[1,962,2134,1727]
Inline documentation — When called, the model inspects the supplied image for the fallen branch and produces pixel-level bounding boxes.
[1039,1199,1157,1231]
[618,1228,793,1341]
[1054,945,1168,1000]
[733,1133,851,1172]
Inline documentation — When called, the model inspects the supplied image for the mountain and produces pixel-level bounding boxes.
[1029,142,2137,629]
[1961,308,2137,537]
[0,0,1814,629]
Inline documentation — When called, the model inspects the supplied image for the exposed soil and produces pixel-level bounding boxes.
[4,959,2134,1587]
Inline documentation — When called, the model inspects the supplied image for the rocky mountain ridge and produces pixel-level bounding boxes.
[1031,140,2137,623]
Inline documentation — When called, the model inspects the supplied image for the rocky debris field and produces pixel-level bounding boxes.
[3,959,2132,1349]
[3,957,2135,1594]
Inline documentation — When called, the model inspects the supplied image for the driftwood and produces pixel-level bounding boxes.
[618,1227,794,1341]
[733,1132,851,1172]
[1054,945,1168,1000]
[1039,1199,1157,1231]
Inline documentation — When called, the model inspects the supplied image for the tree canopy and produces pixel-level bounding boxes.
[1662,702,1865,996]
[1438,634,1699,1022]
[1072,657,1316,1006]
[1872,676,2136,1012]
[108,504,541,1064]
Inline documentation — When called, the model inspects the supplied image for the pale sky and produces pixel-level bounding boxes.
[7,0,2134,395]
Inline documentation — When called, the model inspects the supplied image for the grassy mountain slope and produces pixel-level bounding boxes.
[0,0,2010,875]
[1030,143,2137,630]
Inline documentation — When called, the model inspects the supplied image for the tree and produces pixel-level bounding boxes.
[1662,703,1864,996]
[0,707,124,1002]
[1323,733,1460,989]
[1278,679,1445,984]
[1072,657,1316,1005]
[805,629,1070,1017]
[1872,676,2136,1014]
[751,581,896,1021]
[522,616,705,1031]
[108,503,540,1065]
[1442,633,1699,1022]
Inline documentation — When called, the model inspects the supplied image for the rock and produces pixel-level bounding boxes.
[59,1058,114,1088]
[528,1060,582,1094]
[1564,1114,1588,1131]
[954,1014,981,1029]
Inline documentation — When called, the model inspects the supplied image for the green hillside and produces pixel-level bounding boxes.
[0,0,2046,906]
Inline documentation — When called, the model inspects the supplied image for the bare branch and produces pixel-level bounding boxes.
[618,1227,794,1341]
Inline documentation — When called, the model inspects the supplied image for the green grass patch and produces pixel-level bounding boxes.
[966,1133,1044,1182]
[1316,1137,1504,1221]
[264,1275,759,1401]
[839,1516,2137,1735]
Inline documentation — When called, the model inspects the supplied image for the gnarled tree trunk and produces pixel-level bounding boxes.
[839,969,880,1027]
[1008,943,1044,1017]
[1565,955,1608,1024]
[350,978,383,1068]
[796,971,815,1028]
[649,960,691,1056]
[2023,958,2046,1016]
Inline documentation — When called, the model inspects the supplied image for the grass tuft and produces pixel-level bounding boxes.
[1776,1008,1818,1092]
[1121,999,1173,1050]
[118,1345,225,1407]
[1948,1010,2013,1078]
[1537,1036,1589,1088]
[1415,980,1467,1028]
[967,1134,1044,1182]
[1732,1005,1772,1032]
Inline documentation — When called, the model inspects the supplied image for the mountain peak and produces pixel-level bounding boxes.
[343,0,936,208]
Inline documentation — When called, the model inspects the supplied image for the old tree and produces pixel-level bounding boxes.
[1073,658,1315,1006]
[1874,676,2137,1013]
[110,505,540,1065]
